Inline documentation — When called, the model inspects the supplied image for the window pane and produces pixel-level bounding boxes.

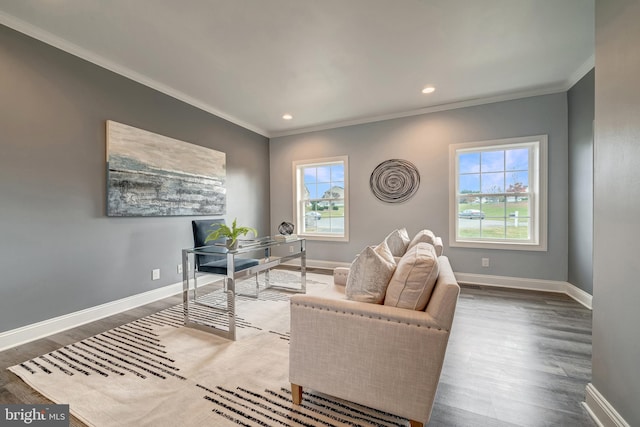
[482,196,505,218]
[330,217,345,234]
[331,165,344,181]
[458,216,481,238]
[481,151,504,172]
[303,168,317,184]
[307,184,320,199]
[507,217,530,239]
[324,183,343,199]
[480,218,506,239]
[316,166,331,183]
[506,148,529,171]
[459,174,480,194]
[459,152,480,173]
[506,196,530,217]
[481,172,504,193]
[458,195,480,206]
[506,171,529,192]
[316,183,330,199]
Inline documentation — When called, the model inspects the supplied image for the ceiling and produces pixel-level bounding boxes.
[0,0,594,137]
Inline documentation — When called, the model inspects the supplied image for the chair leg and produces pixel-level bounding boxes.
[409,420,424,427]
[291,383,303,405]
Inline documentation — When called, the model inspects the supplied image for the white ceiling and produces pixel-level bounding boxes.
[0,0,594,137]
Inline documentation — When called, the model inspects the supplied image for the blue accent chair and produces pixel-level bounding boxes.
[191,219,260,297]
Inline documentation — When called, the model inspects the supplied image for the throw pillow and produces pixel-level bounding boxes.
[384,242,440,311]
[346,240,397,304]
[384,228,410,257]
[408,229,437,251]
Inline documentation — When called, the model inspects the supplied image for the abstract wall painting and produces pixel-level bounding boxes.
[106,120,226,216]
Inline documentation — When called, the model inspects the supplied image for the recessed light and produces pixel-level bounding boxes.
[421,86,435,94]
[282,114,293,120]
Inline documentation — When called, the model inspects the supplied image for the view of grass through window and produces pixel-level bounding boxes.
[300,162,345,236]
[457,146,532,241]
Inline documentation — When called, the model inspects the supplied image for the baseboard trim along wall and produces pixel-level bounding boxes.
[0,264,591,351]
[583,383,631,427]
[0,279,185,352]
[454,272,593,309]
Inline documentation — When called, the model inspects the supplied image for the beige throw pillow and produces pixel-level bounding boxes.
[408,229,442,255]
[408,229,436,248]
[346,240,396,304]
[384,228,410,257]
[384,242,439,311]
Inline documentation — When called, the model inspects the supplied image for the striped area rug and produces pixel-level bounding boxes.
[9,272,410,427]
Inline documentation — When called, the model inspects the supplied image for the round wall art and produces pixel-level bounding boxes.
[369,159,420,203]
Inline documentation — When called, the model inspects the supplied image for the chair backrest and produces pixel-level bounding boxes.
[191,219,226,266]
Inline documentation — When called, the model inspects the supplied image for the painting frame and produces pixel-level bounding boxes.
[106,120,226,216]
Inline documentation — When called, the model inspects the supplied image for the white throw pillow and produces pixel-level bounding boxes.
[346,240,396,304]
[384,228,410,257]
[408,229,441,254]
[384,242,439,311]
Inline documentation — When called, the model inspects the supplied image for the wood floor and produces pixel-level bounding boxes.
[0,278,595,426]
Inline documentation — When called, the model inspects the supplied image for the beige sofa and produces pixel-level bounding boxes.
[289,231,459,427]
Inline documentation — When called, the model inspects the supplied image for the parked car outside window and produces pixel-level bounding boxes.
[459,209,485,219]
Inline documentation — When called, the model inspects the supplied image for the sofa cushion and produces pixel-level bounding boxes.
[384,228,410,257]
[346,240,396,304]
[408,229,443,255]
[384,242,440,311]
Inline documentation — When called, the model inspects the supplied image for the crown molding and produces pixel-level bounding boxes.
[0,11,269,138]
[565,53,595,90]
[1,10,593,140]
[269,86,567,138]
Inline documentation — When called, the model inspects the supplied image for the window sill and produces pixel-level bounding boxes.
[451,239,547,251]
[299,234,349,243]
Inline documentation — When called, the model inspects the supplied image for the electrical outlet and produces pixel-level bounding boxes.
[177,264,183,274]
[152,269,160,280]
[289,246,294,253]
[482,258,490,267]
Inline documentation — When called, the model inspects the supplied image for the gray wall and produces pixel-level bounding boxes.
[592,0,640,424]
[568,69,595,295]
[270,93,569,281]
[0,25,269,332]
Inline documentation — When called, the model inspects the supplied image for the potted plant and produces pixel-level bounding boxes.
[205,218,258,250]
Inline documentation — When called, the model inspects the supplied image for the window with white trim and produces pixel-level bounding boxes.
[449,135,547,251]
[293,156,348,241]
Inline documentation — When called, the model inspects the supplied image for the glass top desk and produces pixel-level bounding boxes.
[181,237,306,340]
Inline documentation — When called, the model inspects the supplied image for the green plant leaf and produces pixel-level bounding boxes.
[204,218,257,245]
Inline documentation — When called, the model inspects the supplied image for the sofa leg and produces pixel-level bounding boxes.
[291,383,303,405]
[409,420,424,427]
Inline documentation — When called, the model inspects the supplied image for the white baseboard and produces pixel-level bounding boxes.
[584,383,631,427]
[454,272,592,309]
[0,266,591,352]
[0,280,184,352]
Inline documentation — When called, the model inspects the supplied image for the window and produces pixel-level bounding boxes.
[449,135,547,251]
[293,156,348,241]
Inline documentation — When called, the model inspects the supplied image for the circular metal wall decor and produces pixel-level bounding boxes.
[369,159,420,203]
